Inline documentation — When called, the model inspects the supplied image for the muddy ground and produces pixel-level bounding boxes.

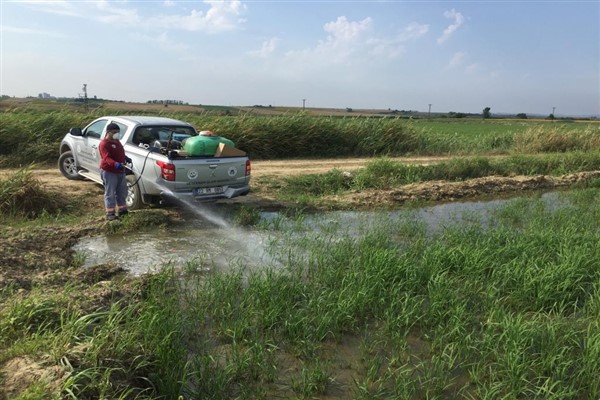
[3,158,600,288]
[2,159,600,398]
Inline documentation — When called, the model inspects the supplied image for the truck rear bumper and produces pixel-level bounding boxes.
[160,185,250,204]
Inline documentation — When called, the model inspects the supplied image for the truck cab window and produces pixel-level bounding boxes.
[85,120,107,139]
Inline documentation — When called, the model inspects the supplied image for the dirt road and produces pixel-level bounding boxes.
[2,157,600,209]
[1,156,445,183]
[1,157,448,204]
[247,156,450,176]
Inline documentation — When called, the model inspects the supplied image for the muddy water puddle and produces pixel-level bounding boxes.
[74,192,567,275]
[73,222,277,276]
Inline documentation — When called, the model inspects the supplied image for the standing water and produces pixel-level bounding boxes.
[73,192,568,275]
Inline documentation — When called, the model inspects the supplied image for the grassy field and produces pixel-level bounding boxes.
[271,152,600,202]
[1,98,599,166]
[1,178,599,399]
[1,99,600,399]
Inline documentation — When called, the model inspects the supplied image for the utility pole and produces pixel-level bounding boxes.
[82,84,88,111]
[428,104,432,118]
[302,99,306,110]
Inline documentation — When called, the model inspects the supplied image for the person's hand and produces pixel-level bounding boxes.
[115,162,123,170]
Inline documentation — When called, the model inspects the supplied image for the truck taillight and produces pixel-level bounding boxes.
[245,160,251,176]
[156,160,176,181]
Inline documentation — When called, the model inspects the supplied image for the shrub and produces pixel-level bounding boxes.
[0,166,67,218]
[513,125,600,153]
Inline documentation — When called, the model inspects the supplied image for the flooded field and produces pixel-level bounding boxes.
[74,191,567,275]
[5,185,599,399]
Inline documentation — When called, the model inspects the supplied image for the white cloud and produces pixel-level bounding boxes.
[368,39,406,59]
[249,38,279,57]
[300,16,373,63]
[1,25,66,38]
[284,16,429,71]
[94,0,246,32]
[466,63,479,74]
[170,0,246,32]
[368,22,428,59]
[398,22,429,42]
[323,16,372,43]
[93,0,247,33]
[96,1,142,26]
[20,0,246,33]
[20,0,80,17]
[448,51,467,68]
[437,9,465,44]
[445,52,485,75]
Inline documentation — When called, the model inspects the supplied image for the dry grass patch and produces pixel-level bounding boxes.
[0,166,68,218]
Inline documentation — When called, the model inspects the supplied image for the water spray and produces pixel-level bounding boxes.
[160,186,231,228]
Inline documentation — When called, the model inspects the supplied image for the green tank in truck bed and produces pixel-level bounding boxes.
[182,135,235,156]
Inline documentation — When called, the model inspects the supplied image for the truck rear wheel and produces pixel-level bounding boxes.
[126,175,143,210]
[58,151,84,180]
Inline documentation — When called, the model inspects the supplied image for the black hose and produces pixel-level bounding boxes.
[127,147,152,187]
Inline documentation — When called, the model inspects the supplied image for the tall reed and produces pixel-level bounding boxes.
[2,108,598,166]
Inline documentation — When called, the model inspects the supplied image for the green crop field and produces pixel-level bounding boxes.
[1,98,600,399]
[1,98,599,166]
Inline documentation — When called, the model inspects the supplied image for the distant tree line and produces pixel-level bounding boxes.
[147,100,189,105]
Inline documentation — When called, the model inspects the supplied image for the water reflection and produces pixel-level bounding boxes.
[73,223,278,276]
[73,192,567,275]
[283,191,566,237]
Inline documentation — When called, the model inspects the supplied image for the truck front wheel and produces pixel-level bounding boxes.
[58,151,83,180]
[126,175,143,210]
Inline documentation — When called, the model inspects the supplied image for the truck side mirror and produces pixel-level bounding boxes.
[69,128,83,136]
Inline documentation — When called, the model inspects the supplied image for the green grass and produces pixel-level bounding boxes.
[0,271,187,399]
[406,119,599,155]
[2,104,600,398]
[183,188,600,398]
[2,188,600,398]
[1,108,598,166]
[278,152,600,198]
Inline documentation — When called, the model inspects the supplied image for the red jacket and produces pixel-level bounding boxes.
[99,139,126,173]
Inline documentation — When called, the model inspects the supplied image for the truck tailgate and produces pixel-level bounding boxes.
[172,157,249,194]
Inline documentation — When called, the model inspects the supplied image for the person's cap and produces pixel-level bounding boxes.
[107,123,120,132]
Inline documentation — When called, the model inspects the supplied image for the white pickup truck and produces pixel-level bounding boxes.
[58,116,251,209]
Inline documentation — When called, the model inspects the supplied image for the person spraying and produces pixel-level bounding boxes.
[99,123,131,220]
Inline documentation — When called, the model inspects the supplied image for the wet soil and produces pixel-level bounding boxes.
[3,159,600,289]
[2,159,600,397]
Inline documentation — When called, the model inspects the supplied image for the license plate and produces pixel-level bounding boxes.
[194,186,224,195]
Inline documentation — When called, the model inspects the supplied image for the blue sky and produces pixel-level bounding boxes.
[1,0,598,116]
